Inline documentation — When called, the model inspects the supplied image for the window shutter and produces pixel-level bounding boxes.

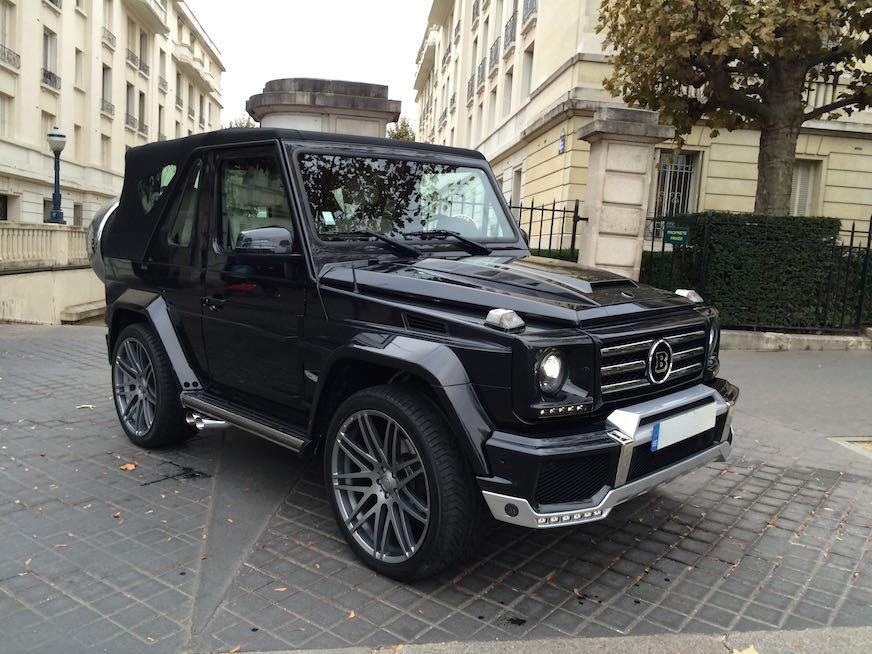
[790,161,814,217]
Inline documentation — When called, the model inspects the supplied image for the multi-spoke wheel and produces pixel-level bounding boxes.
[325,386,481,580]
[111,323,194,448]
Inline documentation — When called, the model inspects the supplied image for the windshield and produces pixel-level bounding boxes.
[297,153,517,243]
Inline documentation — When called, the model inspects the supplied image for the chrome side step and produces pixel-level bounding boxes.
[180,391,309,453]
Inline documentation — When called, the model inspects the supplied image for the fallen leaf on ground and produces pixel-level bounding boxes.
[75,404,95,410]
[112,512,121,519]
[274,587,287,593]
[228,646,241,654]
[119,463,137,471]
[54,543,68,548]
[732,647,760,654]
[347,610,355,619]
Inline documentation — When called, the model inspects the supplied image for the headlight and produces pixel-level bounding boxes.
[708,318,720,360]
[536,350,566,395]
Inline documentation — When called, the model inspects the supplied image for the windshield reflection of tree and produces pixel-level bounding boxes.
[299,155,484,236]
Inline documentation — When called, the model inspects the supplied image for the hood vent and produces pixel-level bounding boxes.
[403,313,449,335]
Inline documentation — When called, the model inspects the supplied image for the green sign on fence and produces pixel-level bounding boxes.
[664,222,690,246]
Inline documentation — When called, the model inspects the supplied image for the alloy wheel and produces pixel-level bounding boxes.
[113,337,157,437]
[331,409,430,564]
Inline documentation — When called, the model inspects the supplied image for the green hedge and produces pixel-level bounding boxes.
[640,212,871,331]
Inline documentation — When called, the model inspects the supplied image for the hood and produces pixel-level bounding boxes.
[320,255,696,326]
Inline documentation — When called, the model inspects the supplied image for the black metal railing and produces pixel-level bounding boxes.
[175,95,183,109]
[523,0,538,24]
[138,119,148,134]
[640,215,872,333]
[126,49,139,68]
[41,68,61,90]
[158,76,168,92]
[100,98,115,115]
[46,0,61,8]
[454,20,461,42]
[489,37,501,74]
[0,44,20,69]
[472,0,480,24]
[504,12,517,51]
[125,113,137,129]
[467,74,475,102]
[442,43,451,67]
[102,27,116,49]
[450,92,457,112]
[439,108,447,126]
[477,59,486,88]
[139,60,150,76]
[510,199,586,262]
[188,106,195,118]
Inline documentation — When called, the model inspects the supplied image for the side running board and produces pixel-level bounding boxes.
[180,391,310,453]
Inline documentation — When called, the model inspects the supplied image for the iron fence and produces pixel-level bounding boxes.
[510,199,586,262]
[640,215,872,333]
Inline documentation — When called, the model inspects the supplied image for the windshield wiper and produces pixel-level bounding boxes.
[323,230,421,258]
[404,230,492,256]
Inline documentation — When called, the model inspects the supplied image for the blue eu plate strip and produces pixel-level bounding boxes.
[651,423,660,452]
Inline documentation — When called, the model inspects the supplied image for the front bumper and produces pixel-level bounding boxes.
[478,379,738,528]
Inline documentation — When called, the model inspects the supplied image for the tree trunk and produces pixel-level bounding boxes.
[754,120,802,215]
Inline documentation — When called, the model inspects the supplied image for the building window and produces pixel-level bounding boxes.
[101,134,111,167]
[139,30,148,67]
[103,0,114,27]
[43,198,53,223]
[0,93,9,136]
[175,120,181,138]
[41,111,55,140]
[74,124,83,160]
[511,168,522,210]
[1,1,14,49]
[0,194,8,220]
[43,28,58,72]
[521,43,534,98]
[488,88,497,132]
[790,160,819,217]
[503,69,513,116]
[73,203,83,227]
[75,48,84,88]
[126,83,134,116]
[652,150,700,218]
[101,65,112,102]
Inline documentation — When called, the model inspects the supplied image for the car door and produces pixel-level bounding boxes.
[201,144,307,408]
[143,156,209,376]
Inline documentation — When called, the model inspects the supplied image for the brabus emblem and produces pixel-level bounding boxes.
[647,338,673,384]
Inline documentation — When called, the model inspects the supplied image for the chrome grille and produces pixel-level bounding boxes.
[600,329,707,396]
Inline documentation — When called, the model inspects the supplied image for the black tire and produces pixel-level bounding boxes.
[324,385,480,581]
[111,322,194,448]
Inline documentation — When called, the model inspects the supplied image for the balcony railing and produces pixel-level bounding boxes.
[522,0,538,30]
[100,98,115,116]
[450,92,457,112]
[0,44,20,69]
[489,37,501,76]
[125,113,137,129]
[477,59,486,89]
[175,96,183,109]
[45,0,62,8]
[439,108,447,126]
[158,76,168,93]
[472,0,480,25]
[442,43,451,68]
[504,12,517,52]
[467,74,475,103]
[41,69,61,90]
[0,223,89,273]
[454,20,461,43]
[101,27,116,49]
[138,119,148,134]
[187,106,195,118]
[126,49,139,68]
[139,60,150,76]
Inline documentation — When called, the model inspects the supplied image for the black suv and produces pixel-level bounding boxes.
[88,128,738,580]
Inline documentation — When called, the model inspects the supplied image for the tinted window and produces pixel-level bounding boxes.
[138,163,177,214]
[167,159,201,247]
[297,154,514,241]
[218,155,293,251]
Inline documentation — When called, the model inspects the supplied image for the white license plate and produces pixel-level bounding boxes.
[650,402,717,452]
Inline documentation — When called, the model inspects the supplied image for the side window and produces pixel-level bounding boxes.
[218,154,293,251]
[138,163,177,214]
[167,159,202,247]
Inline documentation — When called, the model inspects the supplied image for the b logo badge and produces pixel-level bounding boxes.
[647,339,673,384]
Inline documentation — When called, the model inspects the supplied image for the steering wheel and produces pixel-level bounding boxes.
[429,213,480,235]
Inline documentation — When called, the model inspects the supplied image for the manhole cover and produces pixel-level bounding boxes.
[830,437,872,460]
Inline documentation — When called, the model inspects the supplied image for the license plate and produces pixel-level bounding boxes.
[650,402,717,452]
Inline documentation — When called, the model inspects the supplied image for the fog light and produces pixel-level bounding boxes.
[504,503,519,517]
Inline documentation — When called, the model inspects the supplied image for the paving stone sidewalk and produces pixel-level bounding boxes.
[0,324,870,654]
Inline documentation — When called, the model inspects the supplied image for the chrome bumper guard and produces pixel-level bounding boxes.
[482,383,737,529]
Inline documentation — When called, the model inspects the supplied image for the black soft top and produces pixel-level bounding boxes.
[104,129,486,261]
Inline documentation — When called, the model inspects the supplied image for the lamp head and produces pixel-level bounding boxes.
[47,127,66,155]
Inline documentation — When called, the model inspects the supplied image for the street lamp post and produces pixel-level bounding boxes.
[46,127,66,224]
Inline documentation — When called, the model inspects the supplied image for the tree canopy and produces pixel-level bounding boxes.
[387,116,416,141]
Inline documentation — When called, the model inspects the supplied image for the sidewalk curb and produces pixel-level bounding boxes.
[722,328,872,351]
[240,626,872,654]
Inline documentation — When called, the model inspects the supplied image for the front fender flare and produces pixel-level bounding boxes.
[311,333,494,476]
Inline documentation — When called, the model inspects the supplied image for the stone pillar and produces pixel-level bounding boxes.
[576,107,674,279]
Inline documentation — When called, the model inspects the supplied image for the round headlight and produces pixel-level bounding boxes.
[537,350,566,395]
[708,318,720,359]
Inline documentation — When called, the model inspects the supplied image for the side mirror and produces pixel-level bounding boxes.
[520,228,530,245]
[234,226,293,257]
